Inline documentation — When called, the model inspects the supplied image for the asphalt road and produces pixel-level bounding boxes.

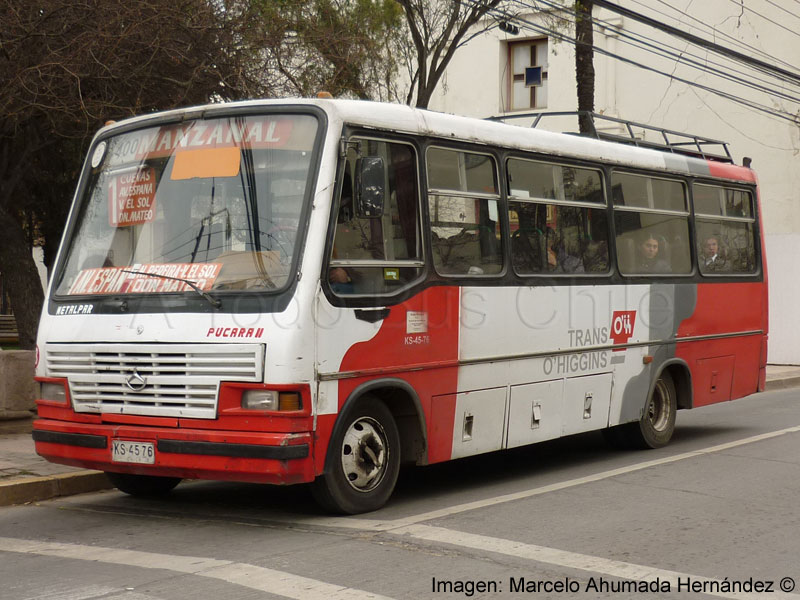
[2,386,800,600]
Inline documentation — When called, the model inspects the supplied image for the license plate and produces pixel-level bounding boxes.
[111,440,155,464]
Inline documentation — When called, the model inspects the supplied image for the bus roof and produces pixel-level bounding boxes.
[98,98,756,183]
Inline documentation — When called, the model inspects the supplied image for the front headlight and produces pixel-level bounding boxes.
[241,390,302,411]
[40,381,68,404]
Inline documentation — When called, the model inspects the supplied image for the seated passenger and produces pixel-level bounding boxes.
[329,266,355,294]
[546,233,584,273]
[635,233,670,274]
[700,235,728,272]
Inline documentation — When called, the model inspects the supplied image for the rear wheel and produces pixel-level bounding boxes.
[105,472,181,497]
[604,371,677,449]
[312,397,400,514]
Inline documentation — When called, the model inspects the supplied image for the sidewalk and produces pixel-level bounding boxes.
[1,365,800,507]
[0,417,111,506]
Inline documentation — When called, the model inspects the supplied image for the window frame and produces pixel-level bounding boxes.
[425,144,505,279]
[506,38,549,112]
[323,133,426,301]
[323,127,764,306]
[692,182,758,277]
[50,104,328,316]
[506,156,610,277]
[611,169,693,277]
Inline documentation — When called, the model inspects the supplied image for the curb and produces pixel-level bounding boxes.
[764,376,800,392]
[0,471,112,507]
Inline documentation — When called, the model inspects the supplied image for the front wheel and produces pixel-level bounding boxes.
[105,472,181,497]
[312,397,400,514]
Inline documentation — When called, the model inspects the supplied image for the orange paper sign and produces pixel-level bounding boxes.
[170,147,241,180]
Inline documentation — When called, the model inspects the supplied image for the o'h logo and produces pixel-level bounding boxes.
[610,311,636,348]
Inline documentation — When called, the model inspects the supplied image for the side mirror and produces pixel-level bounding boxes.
[355,157,385,218]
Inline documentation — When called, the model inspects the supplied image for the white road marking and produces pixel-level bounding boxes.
[0,537,394,600]
[278,426,800,600]
[383,424,800,529]
[22,426,800,600]
[394,523,800,600]
[18,585,121,600]
[261,425,800,533]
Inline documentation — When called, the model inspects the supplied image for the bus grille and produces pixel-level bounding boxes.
[45,343,264,419]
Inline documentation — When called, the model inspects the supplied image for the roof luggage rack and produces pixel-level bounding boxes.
[488,111,733,164]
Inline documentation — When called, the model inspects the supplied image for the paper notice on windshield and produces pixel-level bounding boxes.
[68,263,221,296]
[109,168,157,227]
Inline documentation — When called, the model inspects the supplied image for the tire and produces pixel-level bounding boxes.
[603,371,677,450]
[622,371,678,449]
[105,472,181,497]
[312,397,401,514]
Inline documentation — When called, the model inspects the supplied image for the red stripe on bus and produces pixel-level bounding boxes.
[334,286,461,467]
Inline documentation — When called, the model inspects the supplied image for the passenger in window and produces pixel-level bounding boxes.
[635,233,670,274]
[329,265,355,294]
[583,240,608,272]
[700,235,728,272]
[546,230,584,273]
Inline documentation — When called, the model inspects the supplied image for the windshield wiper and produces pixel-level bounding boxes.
[120,270,222,309]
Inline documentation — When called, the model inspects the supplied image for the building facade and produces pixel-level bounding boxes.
[427,1,800,364]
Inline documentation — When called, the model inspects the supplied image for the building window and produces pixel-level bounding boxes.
[507,39,548,111]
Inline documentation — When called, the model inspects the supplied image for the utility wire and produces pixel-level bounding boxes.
[590,11,800,99]
[721,0,800,39]
[590,0,800,85]
[524,0,800,86]
[466,0,800,125]
[519,0,800,104]
[760,0,800,22]
[644,0,800,73]
[614,0,800,90]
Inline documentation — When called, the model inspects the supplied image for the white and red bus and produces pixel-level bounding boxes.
[33,99,767,513]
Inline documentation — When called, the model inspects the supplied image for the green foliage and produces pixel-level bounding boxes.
[0,0,261,346]
[243,0,404,99]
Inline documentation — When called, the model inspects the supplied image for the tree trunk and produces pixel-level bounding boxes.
[575,0,596,136]
[0,207,44,349]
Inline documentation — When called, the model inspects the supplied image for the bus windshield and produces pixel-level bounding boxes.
[55,113,319,299]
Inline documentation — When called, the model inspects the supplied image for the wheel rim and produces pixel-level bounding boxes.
[647,379,671,432]
[340,416,388,493]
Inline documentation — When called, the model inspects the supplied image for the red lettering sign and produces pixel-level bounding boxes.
[109,119,296,166]
[68,263,221,296]
[206,327,264,339]
[109,168,157,227]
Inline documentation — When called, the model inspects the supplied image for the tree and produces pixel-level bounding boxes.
[574,0,595,134]
[243,0,404,100]
[395,0,503,108]
[0,0,258,348]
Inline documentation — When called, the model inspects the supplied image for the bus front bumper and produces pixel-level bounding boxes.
[32,419,315,485]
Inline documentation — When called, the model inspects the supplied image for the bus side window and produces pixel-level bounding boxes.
[507,158,608,276]
[328,139,423,295]
[427,147,502,276]
[694,184,756,274]
[612,172,690,276]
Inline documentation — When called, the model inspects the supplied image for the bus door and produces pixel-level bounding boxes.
[314,136,464,467]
